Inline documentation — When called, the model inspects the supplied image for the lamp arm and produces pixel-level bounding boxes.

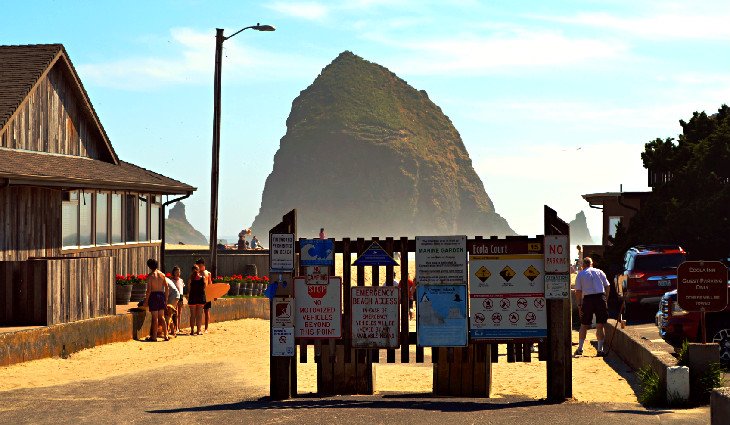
[224,26,255,41]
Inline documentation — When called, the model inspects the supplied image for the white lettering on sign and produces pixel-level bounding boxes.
[544,235,569,273]
[351,286,400,348]
[294,276,342,339]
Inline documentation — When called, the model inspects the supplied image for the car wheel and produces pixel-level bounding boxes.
[712,327,730,365]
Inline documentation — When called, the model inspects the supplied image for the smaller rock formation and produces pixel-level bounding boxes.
[165,202,207,246]
[569,211,595,246]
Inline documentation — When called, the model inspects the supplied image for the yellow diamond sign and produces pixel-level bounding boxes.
[499,265,516,282]
[475,266,491,282]
[524,265,540,281]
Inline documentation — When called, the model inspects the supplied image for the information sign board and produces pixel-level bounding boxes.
[415,236,467,284]
[269,233,295,272]
[294,276,342,338]
[544,235,569,273]
[351,286,400,348]
[469,244,547,339]
[272,297,294,327]
[271,327,295,357]
[545,274,570,299]
[416,284,468,347]
[677,261,728,312]
[300,239,334,266]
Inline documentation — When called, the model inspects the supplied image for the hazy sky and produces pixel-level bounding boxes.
[4,1,730,241]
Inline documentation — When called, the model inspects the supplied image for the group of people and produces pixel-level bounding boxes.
[141,258,215,341]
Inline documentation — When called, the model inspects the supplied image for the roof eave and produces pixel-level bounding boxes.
[2,175,195,195]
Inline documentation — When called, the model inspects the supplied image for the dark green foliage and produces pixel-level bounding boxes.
[607,105,730,264]
[637,366,665,406]
[696,362,725,403]
[676,340,690,367]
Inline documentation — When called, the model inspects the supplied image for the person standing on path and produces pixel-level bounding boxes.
[574,257,610,356]
[196,258,214,333]
[187,264,206,335]
[142,259,169,342]
[170,266,185,334]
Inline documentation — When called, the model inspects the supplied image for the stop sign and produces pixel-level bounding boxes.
[677,261,729,312]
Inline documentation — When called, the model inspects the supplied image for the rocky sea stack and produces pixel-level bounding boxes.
[165,202,208,246]
[250,51,514,238]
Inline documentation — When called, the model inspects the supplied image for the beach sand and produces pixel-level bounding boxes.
[0,318,637,402]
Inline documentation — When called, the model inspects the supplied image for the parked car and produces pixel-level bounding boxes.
[615,245,687,318]
[656,285,730,364]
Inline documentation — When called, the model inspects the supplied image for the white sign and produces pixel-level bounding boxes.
[273,297,294,327]
[469,254,547,339]
[305,266,329,285]
[544,235,569,273]
[351,286,400,348]
[270,233,295,272]
[272,327,295,357]
[545,274,570,299]
[415,236,467,284]
[294,276,342,339]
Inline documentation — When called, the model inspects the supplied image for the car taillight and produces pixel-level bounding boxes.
[629,272,645,279]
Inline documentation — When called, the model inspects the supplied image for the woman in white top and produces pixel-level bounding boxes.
[170,266,185,334]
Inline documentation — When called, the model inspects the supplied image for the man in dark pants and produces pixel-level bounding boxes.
[196,258,213,333]
[574,257,610,356]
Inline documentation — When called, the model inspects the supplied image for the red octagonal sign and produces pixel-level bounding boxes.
[677,261,729,312]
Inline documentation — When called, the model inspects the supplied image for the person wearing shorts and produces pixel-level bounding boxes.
[143,258,169,342]
[574,257,610,356]
[195,258,213,333]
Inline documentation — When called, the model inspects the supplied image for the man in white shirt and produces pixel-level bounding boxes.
[574,257,610,357]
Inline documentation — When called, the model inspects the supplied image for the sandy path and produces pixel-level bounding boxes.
[0,318,637,402]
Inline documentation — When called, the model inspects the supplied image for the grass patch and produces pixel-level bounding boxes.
[695,362,725,403]
[676,340,690,367]
[637,366,665,406]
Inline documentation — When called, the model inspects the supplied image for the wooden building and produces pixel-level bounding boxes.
[0,44,195,325]
[580,191,650,259]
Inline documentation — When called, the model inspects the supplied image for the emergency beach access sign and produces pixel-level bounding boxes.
[294,276,342,338]
[351,286,400,348]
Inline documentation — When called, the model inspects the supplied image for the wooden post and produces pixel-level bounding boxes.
[269,209,296,401]
[544,205,572,400]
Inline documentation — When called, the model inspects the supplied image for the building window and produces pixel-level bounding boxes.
[111,193,122,244]
[96,192,109,245]
[79,192,93,246]
[150,196,161,242]
[125,194,137,243]
[62,191,79,248]
[608,216,622,239]
[138,195,148,242]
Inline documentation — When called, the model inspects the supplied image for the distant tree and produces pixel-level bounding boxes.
[606,105,730,266]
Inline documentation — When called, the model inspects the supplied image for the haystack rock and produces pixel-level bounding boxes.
[165,202,208,246]
[569,211,595,246]
[250,51,514,238]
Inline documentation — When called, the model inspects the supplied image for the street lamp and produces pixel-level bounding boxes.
[209,23,275,275]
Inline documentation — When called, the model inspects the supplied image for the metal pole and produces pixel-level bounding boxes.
[209,28,224,276]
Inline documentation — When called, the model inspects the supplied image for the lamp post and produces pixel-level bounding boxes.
[210,23,275,275]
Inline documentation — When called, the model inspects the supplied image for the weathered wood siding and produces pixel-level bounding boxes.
[46,257,114,325]
[0,63,109,161]
[0,186,61,261]
[0,257,113,326]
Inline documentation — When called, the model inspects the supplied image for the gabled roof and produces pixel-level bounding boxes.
[0,148,195,194]
[0,44,118,164]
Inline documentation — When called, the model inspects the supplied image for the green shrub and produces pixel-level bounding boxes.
[696,362,725,402]
[637,366,665,406]
[676,340,690,367]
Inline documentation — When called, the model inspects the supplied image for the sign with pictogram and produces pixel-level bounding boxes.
[545,274,570,299]
[353,242,399,267]
[415,236,467,284]
[294,276,342,339]
[300,239,334,266]
[351,286,400,348]
[271,327,295,357]
[273,297,294,327]
[469,242,547,340]
[523,265,540,281]
[544,235,569,273]
[677,261,728,312]
[500,266,516,282]
[475,266,492,282]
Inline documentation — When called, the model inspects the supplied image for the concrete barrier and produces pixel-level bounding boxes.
[0,297,270,367]
[711,387,730,425]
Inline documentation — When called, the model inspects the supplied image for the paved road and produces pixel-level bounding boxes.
[0,361,710,425]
